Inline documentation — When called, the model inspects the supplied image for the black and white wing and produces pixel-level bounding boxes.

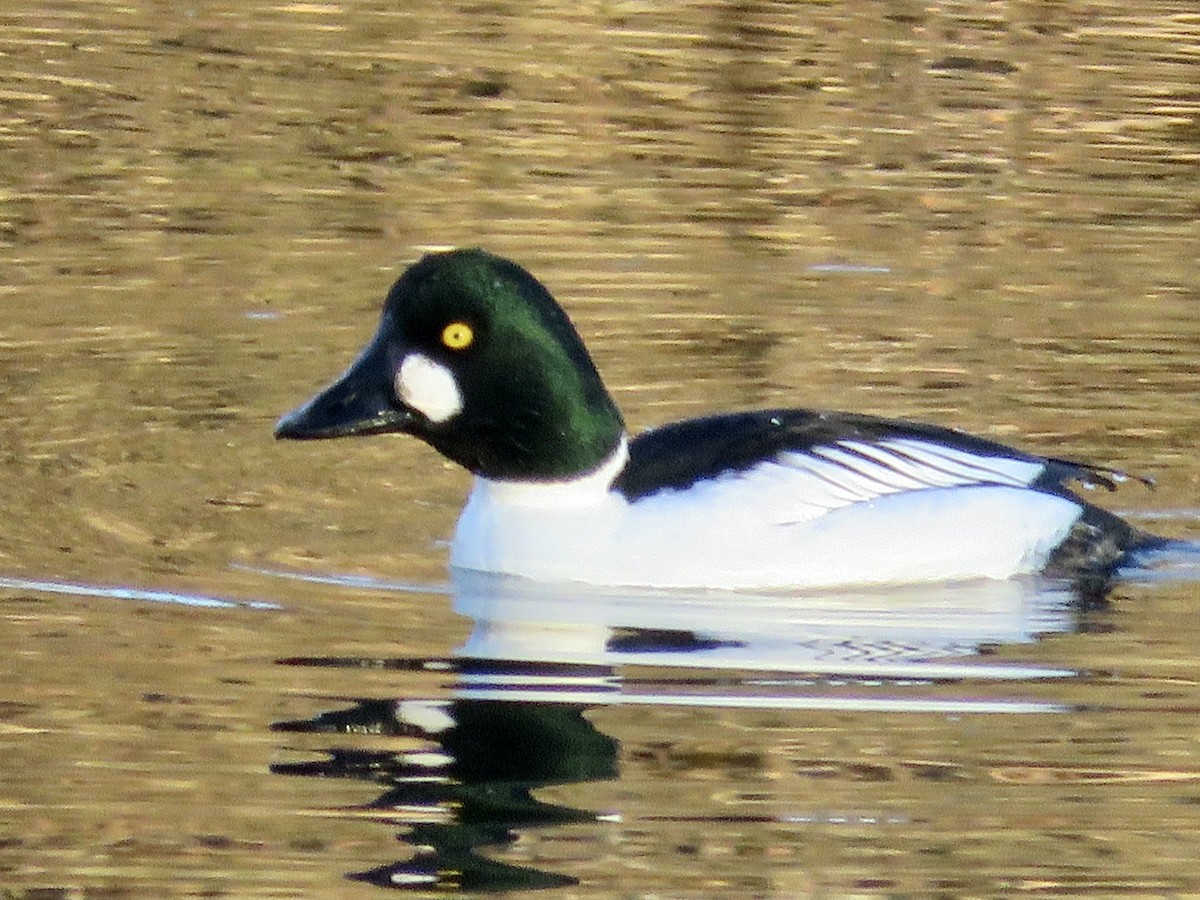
[616,408,1136,511]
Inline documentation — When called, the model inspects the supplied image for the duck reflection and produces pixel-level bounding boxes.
[274,695,613,890]
[271,572,1102,892]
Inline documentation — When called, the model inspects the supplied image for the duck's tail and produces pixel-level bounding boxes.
[1042,502,1190,603]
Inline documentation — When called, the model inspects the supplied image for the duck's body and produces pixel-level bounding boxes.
[452,412,1142,590]
[276,248,1157,591]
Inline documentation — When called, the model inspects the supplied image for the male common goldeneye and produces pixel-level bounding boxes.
[275,248,1160,591]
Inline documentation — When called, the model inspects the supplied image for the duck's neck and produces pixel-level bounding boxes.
[468,436,629,508]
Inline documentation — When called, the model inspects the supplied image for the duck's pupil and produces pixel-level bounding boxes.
[441,321,473,350]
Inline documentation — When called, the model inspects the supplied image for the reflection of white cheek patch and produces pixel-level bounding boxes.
[395,353,463,423]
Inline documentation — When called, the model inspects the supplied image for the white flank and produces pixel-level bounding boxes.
[449,434,1080,590]
[395,352,463,423]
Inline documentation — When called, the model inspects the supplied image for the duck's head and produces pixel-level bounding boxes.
[275,248,625,481]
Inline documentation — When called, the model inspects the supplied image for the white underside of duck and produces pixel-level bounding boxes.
[449,437,1085,590]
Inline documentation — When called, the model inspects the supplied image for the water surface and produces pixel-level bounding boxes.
[2,2,1199,897]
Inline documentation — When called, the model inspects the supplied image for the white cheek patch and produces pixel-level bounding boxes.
[395,353,463,423]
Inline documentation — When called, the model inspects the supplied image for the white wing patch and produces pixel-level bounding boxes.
[771,438,1047,518]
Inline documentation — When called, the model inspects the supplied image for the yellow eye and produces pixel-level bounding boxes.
[441,321,474,351]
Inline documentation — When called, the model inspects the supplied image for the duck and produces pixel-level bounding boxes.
[275,247,1162,591]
